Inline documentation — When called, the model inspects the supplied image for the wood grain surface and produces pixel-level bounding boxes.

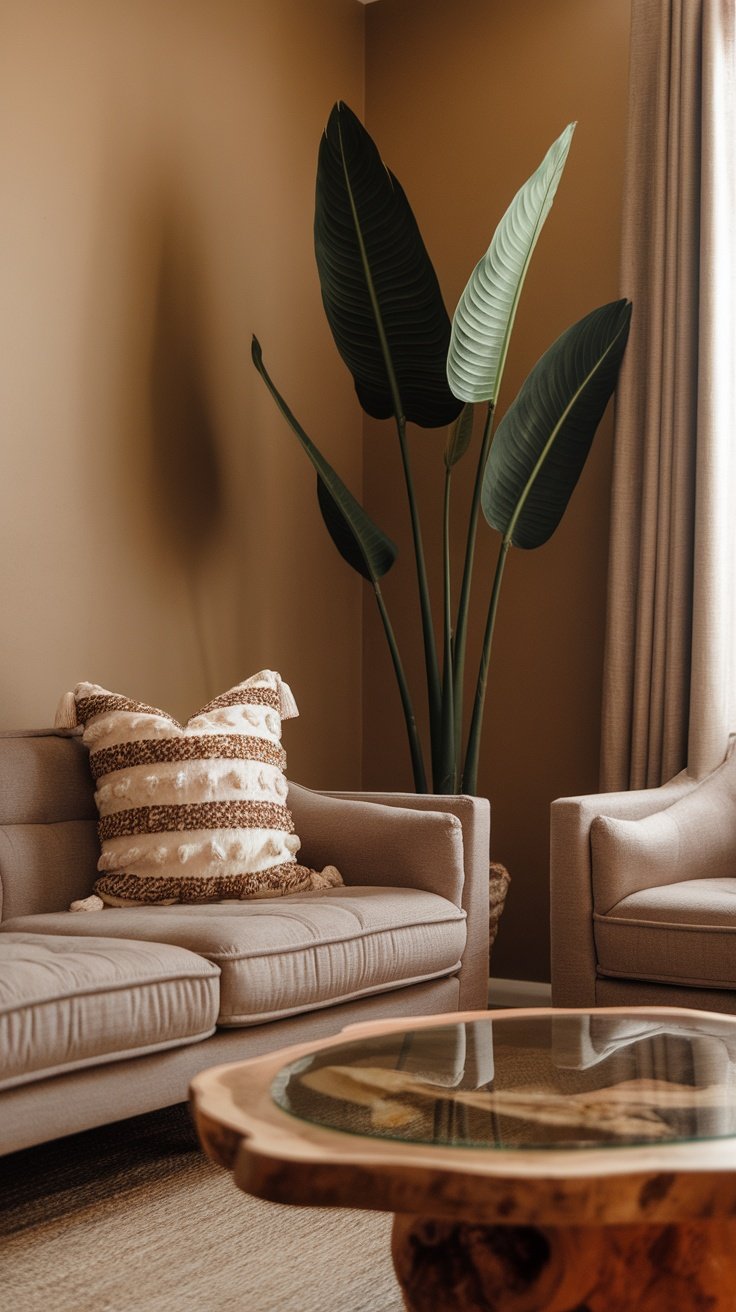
[391,1215,736,1311]
[191,1008,736,1227]
[191,1007,736,1308]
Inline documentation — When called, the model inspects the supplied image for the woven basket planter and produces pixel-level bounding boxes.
[488,861,510,970]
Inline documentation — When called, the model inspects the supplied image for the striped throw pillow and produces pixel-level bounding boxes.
[56,672,342,907]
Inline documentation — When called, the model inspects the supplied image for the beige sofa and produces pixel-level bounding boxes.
[0,729,490,1155]
[551,743,736,1013]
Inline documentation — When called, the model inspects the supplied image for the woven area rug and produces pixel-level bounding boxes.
[0,1103,404,1312]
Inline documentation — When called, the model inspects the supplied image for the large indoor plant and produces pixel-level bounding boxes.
[253,102,631,798]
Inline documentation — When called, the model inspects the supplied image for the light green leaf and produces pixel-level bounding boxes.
[447,123,576,405]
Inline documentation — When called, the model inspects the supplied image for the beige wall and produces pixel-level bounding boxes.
[364,0,631,979]
[0,0,364,787]
[1,0,633,981]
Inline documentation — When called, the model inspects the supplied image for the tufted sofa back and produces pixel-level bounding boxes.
[0,729,99,921]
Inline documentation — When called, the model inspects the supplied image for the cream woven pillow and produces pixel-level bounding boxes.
[56,671,342,907]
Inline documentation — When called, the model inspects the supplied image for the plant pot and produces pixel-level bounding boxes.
[489,861,510,971]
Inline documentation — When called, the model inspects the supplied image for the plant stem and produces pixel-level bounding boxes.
[452,402,495,757]
[339,120,440,787]
[462,536,510,795]
[439,466,456,792]
[396,414,442,787]
[373,580,428,793]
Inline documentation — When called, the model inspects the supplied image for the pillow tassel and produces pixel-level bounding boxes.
[69,895,105,912]
[310,865,343,890]
[54,691,79,729]
[277,676,299,720]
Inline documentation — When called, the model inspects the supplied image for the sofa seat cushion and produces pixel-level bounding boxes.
[0,932,220,1091]
[2,886,467,1027]
[594,878,736,990]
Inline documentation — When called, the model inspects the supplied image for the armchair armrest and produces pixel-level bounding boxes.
[287,784,490,1012]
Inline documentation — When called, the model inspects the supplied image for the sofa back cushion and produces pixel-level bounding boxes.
[0,730,99,920]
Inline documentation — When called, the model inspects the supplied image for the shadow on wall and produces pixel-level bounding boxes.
[147,202,223,693]
[148,212,222,564]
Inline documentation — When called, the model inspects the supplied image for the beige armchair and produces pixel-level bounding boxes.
[550,743,736,1013]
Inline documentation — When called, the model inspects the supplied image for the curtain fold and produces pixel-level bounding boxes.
[601,0,736,792]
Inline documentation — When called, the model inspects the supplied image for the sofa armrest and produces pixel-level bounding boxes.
[550,769,703,1008]
[288,785,490,1012]
[288,783,465,906]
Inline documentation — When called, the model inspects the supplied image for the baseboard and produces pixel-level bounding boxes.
[487,977,552,1008]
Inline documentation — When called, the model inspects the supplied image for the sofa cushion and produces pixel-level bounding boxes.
[60,671,341,907]
[2,886,467,1026]
[0,731,100,920]
[0,933,220,1090]
[594,877,736,990]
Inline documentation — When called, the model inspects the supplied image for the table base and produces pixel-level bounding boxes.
[391,1215,736,1311]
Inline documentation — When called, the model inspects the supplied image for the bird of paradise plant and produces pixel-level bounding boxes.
[252,102,631,795]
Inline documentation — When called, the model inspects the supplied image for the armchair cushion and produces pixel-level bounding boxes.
[592,876,736,986]
[595,877,736,990]
[590,751,736,914]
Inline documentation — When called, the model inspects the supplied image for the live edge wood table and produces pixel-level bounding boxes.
[190,1006,736,1311]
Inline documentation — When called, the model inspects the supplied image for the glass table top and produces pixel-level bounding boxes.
[271,1011,736,1151]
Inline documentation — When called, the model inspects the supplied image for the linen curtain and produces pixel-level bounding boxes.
[601,0,736,791]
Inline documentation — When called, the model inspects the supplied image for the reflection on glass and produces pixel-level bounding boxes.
[270,1013,736,1150]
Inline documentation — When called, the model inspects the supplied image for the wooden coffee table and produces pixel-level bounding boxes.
[190,1007,736,1310]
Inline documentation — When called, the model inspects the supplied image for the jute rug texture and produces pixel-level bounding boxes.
[0,1103,404,1312]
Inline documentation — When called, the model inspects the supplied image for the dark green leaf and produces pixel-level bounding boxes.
[315,475,394,581]
[483,299,632,548]
[315,102,463,429]
[252,337,397,582]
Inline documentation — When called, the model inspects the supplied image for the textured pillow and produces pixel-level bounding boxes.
[56,671,342,908]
